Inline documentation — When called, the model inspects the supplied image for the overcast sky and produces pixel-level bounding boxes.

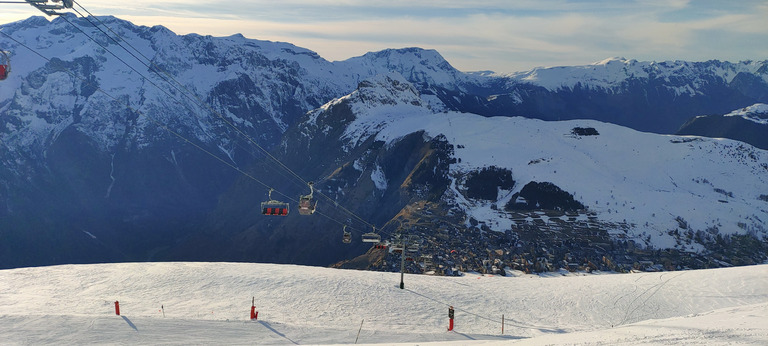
[2,0,767,73]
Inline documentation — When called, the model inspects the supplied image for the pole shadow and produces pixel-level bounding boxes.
[453,331,477,340]
[258,320,298,345]
[121,316,138,331]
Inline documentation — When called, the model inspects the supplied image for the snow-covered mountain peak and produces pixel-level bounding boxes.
[306,73,435,148]
[341,47,469,87]
[592,56,632,65]
[724,103,768,125]
[314,73,428,115]
[353,73,425,108]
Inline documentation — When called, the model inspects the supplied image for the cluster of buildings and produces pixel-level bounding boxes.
[366,202,747,275]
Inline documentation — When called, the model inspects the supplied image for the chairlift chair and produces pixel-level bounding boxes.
[342,226,351,244]
[25,0,74,16]
[362,232,381,243]
[261,189,289,216]
[362,227,381,243]
[0,51,9,81]
[298,182,317,215]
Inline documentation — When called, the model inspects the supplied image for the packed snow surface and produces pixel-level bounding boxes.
[0,262,766,345]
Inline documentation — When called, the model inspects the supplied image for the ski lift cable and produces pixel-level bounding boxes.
[6,8,380,234]
[404,288,503,324]
[63,7,284,176]
[70,2,377,230]
[68,7,206,113]
[55,11,311,197]
[72,1,312,189]
[1,29,380,239]
[69,3,257,158]
[13,32,388,238]
[0,29,299,205]
[55,15,217,134]
[70,5,366,227]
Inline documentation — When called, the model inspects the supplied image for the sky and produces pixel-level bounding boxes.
[1,0,767,73]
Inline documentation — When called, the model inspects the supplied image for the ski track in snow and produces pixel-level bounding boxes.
[0,263,766,345]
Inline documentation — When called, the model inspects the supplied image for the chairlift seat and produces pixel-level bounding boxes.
[362,232,381,243]
[261,201,288,216]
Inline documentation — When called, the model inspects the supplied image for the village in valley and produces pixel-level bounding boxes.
[348,201,765,277]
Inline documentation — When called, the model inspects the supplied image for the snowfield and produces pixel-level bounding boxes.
[0,262,766,345]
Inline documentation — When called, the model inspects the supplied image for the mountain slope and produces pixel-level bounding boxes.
[677,103,768,150]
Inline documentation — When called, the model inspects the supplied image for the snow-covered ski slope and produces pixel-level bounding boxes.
[1,262,766,345]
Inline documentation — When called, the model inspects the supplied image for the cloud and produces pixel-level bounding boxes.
[2,0,766,73]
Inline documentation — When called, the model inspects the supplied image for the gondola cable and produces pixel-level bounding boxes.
[3,5,394,242]
[0,29,384,240]
[68,3,377,230]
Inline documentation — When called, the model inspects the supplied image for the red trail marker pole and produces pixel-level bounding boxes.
[114,301,120,316]
[250,297,258,320]
[448,306,454,331]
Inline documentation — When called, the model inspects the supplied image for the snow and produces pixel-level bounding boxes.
[723,103,768,125]
[371,164,388,191]
[0,262,766,345]
[339,73,433,149]
[338,48,472,88]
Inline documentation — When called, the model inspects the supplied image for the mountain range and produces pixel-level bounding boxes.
[1,15,767,269]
